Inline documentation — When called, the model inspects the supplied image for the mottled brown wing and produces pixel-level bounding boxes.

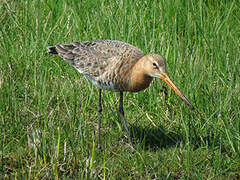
[48,40,144,81]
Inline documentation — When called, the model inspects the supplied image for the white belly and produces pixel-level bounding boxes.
[85,74,117,91]
[76,68,118,91]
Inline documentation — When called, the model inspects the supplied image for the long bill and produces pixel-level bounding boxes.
[160,73,194,110]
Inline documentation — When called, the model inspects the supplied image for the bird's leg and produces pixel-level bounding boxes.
[119,91,133,147]
[97,89,102,149]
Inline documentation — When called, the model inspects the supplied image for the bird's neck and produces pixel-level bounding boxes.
[128,58,153,92]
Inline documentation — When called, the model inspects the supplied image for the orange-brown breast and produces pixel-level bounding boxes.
[127,61,153,92]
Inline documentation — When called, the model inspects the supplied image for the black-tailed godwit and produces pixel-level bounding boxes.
[48,40,194,149]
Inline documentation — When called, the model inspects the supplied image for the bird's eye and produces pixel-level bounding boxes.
[152,62,158,67]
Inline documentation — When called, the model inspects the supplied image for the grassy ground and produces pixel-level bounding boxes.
[1,0,240,179]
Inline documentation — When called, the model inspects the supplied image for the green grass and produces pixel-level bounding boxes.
[1,0,240,179]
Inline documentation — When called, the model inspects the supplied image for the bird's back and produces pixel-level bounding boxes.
[48,40,145,91]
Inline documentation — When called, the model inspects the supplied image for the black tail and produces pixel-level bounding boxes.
[48,46,58,54]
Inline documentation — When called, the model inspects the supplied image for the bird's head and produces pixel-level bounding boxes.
[142,54,167,77]
[142,54,194,110]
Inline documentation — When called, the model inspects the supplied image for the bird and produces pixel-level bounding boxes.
[47,40,194,149]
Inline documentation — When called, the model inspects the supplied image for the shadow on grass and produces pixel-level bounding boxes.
[129,123,230,154]
[129,125,183,151]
